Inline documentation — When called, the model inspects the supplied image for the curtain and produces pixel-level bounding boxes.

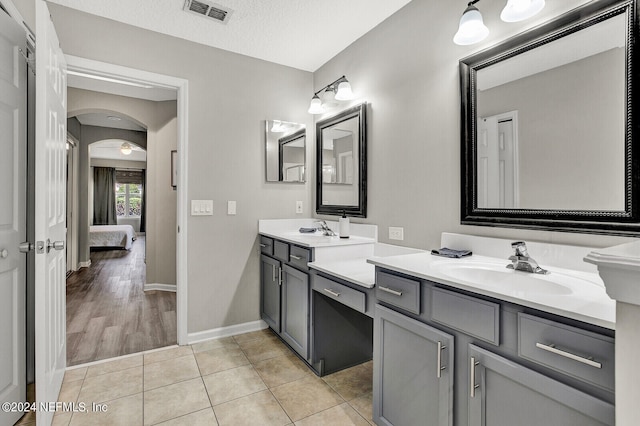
[93,167,117,225]
[139,171,146,233]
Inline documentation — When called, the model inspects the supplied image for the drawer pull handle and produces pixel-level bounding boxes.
[436,341,447,379]
[260,243,267,248]
[379,286,403,296]
[323,288,341,297]
[290,254,303,260]
[535,342,602,369]
[470,357,480,398]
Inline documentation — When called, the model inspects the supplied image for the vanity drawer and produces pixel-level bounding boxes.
[375,270,420,314]
[314,275,366,313]
[518,313,615,392]
[431,287,500,346]
[289,245,311,271]
[260,236,274,256]
[273,240,289,262]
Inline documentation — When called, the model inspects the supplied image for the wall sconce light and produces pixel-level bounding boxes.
[120,142,133,155]
[308,75,355,114]
[453,1,489,45]
[454,0,545,45]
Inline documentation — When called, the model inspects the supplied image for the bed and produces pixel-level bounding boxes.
[89,225,136,250]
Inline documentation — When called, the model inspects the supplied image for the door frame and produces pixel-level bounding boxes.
[65,55,189,345]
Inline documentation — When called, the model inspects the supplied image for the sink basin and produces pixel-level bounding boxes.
[431,260,586,296]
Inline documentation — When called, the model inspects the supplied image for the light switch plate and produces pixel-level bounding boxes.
[191,200,213,216]
[296,201,303,214]
[389,227,404,240]
[227,201,237,215]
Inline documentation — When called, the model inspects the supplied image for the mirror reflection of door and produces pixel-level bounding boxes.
[265,120,306,182]
[477,111,519,208]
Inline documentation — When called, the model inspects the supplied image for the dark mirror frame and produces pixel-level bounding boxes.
[316,103,367,218]
[278,129,306,182]
[460,0,640,236]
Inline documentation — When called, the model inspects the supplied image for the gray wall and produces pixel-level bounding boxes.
[313,0,632,250]
[68,88,177,287]
[49,4,313,333]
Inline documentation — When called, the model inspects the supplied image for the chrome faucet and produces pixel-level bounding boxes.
[315,220,337,236]
[507,241,549,274]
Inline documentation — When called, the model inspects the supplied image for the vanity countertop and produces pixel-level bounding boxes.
[260,230,375,248]
[367,252,615,330]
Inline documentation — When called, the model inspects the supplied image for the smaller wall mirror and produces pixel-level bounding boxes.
[316,103,367,217]
[265,120,306,182]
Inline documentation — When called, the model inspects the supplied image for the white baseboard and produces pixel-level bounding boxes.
[78,260,91,268]
[144,283,177,292]
[187,320,268,345]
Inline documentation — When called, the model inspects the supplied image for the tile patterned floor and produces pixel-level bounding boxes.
[23,329,375,425]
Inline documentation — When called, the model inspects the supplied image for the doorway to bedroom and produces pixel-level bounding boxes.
[65,88,179,365]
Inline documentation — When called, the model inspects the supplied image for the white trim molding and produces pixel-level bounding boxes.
[187,320,268,345]
[64,54,190,346]
[143,283,177,292]
[78,260,92,269]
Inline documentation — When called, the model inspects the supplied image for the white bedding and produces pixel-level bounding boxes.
[89,225,136,250]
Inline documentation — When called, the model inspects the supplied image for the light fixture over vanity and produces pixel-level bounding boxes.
[308,75,355,114]
[454,0,546,45]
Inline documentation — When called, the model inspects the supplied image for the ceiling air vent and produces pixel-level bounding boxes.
[183,0,233,24]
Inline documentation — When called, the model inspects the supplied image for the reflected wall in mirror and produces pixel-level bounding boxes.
[265,120,306,182]
[316,103,367,217]
[460,0,640,235]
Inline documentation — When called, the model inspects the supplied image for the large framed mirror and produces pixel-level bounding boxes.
[460,0,640,235]
[316,103,367,217]
[265,120,306,182]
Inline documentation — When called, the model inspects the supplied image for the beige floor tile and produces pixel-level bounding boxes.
[51,412,72,426]
[63,367,88,383]
[294,403,370,426]
[85,355,143,377]
[143,377,211,425]
[322,364,373,401]
[191,337,238,353]
[78,366,143,403]
[272,376,344,421]
[232,329,275,345]
[203,365,267,406]
[154,408,218,425]
[144,354,200,390]
[348,392,373,424]
[253,355,313,388]
[194,346,250,376]
[213,390,290,426]
[239,336,289,363]
[69,393,142,426]
[58,380,83,403]
[144,346,194,365]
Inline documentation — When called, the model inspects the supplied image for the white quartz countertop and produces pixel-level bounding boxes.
[367,252,616,330]
[309,259,376,288]
[260,230,375,248]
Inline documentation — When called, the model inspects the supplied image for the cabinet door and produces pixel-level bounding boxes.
[468,344,614,426]
[373,304,454,426]
[260,255,281,332]
[281,264,309,359]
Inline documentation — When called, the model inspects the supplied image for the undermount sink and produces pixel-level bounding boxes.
[430,260,590,296]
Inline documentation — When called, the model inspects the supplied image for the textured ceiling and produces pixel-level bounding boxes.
[46,0,412,71]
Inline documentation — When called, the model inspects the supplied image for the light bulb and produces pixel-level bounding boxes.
[453,5,489,46]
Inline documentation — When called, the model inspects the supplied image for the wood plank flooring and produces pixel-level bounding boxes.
[66,236,176,366]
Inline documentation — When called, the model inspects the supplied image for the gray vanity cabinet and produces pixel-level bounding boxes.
[468,344,614,426]
[373,304,454,426]
[280,264,310,359]
[260,254,281,332]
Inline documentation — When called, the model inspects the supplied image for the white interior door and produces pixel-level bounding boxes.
[0,9,27,426]
[35,1,67,424]
[477,111,519,208]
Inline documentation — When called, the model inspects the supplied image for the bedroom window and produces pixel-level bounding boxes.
[116,183,142,217]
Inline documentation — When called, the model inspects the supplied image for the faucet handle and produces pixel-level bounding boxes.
[511,241,528,257]
[511,241,526,248]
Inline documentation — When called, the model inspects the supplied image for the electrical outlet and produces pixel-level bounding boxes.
[227,201,236,215]
[389,226,404,241]
[296,201,303,214]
